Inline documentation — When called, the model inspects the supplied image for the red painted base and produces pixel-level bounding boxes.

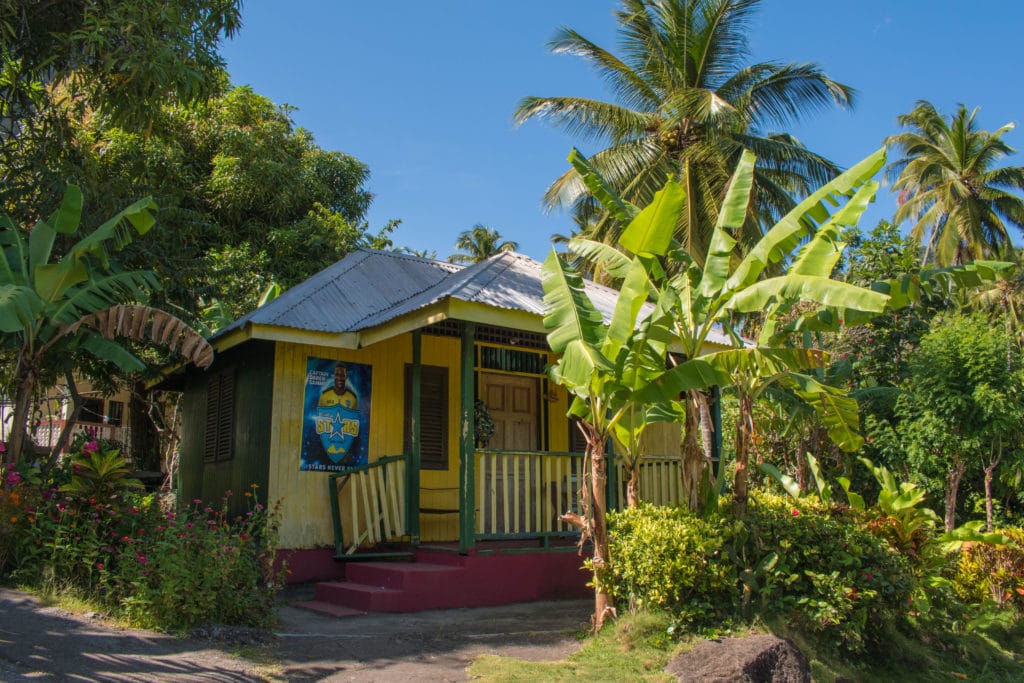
[276,548,344,584]
[287,546,591,614]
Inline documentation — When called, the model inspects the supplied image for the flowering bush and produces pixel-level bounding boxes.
[603,494,915,653]
[1,438,283,631]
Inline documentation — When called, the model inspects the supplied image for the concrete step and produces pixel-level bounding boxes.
[290,600,366,618]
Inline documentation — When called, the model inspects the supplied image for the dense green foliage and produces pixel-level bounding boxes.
[0,0,242,218]
[70,85,393,321]
[0,439,282,631]
[604,496,914,653]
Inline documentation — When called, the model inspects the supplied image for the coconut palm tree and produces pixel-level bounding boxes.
[886,101,1024,266]
[447,224,519,264]
[514,0,854,263]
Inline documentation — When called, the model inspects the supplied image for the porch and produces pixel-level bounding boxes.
[326,447,689,558]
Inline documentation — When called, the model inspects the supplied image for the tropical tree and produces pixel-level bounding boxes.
[572,148,890,513]
[515,0,853,261]
[0,186,212,467]
[897,313,1024,531]
[886,101,1024,267]
[1,0,242,219]
[448,224,519,264]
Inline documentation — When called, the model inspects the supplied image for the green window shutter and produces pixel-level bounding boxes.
[204,369,236,463]
[404,364,449,470]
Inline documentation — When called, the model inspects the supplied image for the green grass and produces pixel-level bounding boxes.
[468,611,695,682]
[468,608,1024,683]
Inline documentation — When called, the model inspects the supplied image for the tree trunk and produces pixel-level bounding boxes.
[984,441,1002,533]
[588,436,612,631]
[944,458,967,532]
[559,425,614,632]
[625,465,640,508]
[698,390,714,468]
[795,438,809,494]
[733,393,754,518]
[680,391,704,511]
[42,369,83,474]
[6,361,37,467]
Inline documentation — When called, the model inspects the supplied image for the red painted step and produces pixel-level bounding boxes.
[294,548,591,616]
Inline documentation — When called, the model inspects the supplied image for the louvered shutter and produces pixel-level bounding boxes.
[203,369,236,463]
[404,364,449,470]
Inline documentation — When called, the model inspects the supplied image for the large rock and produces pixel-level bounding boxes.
[665,634,811,682]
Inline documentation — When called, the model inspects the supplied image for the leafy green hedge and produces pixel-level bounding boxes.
[602,494,915,652]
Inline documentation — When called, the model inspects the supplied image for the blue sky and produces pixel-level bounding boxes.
[222,1,1024,261]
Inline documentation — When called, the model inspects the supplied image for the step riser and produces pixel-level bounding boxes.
[344,563,463,590]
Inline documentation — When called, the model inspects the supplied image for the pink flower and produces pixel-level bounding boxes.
[96,563,104,570]
[136,554,148,565]
[0,441,6,453]
[5,471,21,486]
[791,509,800,517]
[83,440,99,453]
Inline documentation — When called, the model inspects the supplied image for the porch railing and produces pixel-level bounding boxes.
[474,449,586,539]
[614,455,686,507]
[328,454,409,557]
[474,450,686,539]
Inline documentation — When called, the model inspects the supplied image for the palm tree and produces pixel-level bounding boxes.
[886,101,1024,266]
[514,0,853,263]
[447,224,519,264]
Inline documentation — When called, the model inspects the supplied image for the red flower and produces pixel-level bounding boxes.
[791,509,800,517]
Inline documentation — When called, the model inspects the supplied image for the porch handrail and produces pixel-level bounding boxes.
[614,453,685,508]
[474,449,587,539]
[327,454,409,556]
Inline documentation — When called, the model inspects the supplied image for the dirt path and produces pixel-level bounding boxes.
[0,587,591,682]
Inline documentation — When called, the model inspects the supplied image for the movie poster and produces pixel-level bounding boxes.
[300,358,372,472]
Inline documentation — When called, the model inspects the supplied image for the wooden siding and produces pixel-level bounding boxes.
[179,341,274,516]
[269,334,463,548]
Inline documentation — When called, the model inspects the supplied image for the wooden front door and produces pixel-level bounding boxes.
[480,373,538,450]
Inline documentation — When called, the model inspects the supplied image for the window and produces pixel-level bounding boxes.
[79,397,104,423]
[204,369,235,463]
[403,365,449,470]
[106,400,124,427]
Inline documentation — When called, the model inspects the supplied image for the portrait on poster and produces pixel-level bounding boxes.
[300,358,371,472]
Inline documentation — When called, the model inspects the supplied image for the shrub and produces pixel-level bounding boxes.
[741,493,915,652]
[602,504,737,629]
[603,494,916,653]
[954,528,1024,611]
[2,440,283,631]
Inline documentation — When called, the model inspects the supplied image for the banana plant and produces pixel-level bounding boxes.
[573,148,892,514]
[0,186,213,466]
[541,178,682,631]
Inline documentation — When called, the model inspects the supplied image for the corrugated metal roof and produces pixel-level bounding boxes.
[216,249,459,336]
[216,248,731,347]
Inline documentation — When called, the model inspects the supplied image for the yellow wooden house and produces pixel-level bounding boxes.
[175,249,728,598]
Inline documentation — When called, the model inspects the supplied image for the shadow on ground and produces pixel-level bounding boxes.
[0,589,259,681]
[0,585,591,682]
[271,584,591,681]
